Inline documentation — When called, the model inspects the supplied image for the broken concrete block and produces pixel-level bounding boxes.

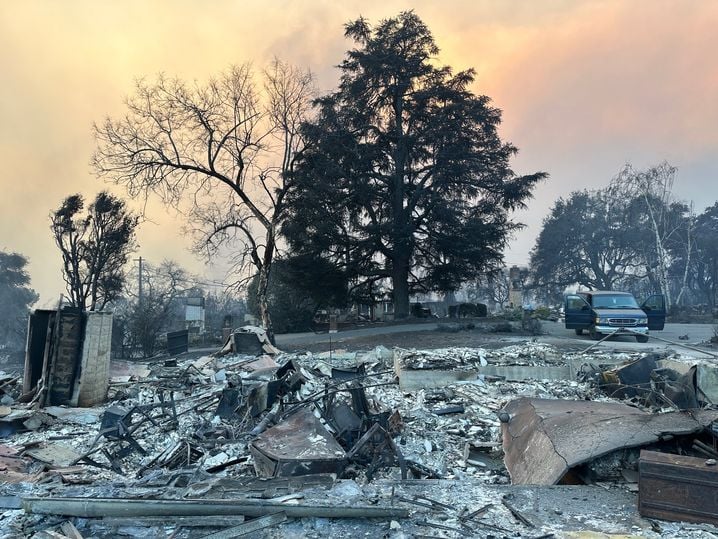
[479,364,574,381]
[396,368,479,391]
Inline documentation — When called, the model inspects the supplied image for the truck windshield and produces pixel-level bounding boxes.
[592,294,639,309]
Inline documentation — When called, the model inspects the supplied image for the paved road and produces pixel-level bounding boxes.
[542,320,716,344]
[275,319,717,357]
[540,320,718,358]
[275,322,441,346]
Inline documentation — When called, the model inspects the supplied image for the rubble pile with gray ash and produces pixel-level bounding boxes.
[0,340,716,538]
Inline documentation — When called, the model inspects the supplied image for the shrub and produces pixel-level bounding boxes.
[533,306,552,320]
[496,308,523,321]
[451,302,488,318]
[490,321,513,333]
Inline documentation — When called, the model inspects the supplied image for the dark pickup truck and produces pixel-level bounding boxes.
[564,290,666,343]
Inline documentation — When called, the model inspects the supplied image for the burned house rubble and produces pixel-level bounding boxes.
[1,330,718,538]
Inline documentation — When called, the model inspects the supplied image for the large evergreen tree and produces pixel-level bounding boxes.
[284,12,545,317]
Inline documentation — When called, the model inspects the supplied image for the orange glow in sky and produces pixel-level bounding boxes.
[2,1,718,303]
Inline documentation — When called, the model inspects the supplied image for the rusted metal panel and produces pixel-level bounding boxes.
[639,449,718,525]
[250,406,346,478]
[501,398,718,485]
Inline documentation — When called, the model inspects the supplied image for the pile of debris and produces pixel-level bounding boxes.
[1,329,718,537]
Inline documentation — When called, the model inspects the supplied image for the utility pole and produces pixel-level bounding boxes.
[135,256,143,306]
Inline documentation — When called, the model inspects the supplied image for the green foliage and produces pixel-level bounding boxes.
[285,11,545,317]
[0,251,38,349]
[532,306,553,320]
[282,254,348,309]
[494,307,523,321]
[489,321,513,333]
[464,303,488,317]
[436,322,475,333]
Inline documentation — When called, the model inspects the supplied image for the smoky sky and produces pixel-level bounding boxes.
[1,0,717,304]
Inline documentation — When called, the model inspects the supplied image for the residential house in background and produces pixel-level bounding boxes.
[184,296,205,333]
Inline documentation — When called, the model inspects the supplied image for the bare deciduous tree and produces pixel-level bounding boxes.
[116,260,189,358]
[609,162,693,309]
[93,60,314,341]
[485,271,511,309]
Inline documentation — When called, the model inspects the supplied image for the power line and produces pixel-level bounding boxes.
[137,263,236,290]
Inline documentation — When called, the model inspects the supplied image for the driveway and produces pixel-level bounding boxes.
[541,320,718,358]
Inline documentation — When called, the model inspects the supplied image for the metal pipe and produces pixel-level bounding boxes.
[22,497,410,519]
[580,331,615,353]
[633,332,718,358]
[581,329,718,358]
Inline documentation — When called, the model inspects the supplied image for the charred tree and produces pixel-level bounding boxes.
[50,192,138,311]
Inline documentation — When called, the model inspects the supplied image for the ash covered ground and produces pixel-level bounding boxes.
[1,328,717,538]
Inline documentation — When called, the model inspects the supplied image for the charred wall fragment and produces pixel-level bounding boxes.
[23,308,113,407]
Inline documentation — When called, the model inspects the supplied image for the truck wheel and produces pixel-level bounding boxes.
[589,328,601,340]
[574,329,583,336]
[636,335,649,343]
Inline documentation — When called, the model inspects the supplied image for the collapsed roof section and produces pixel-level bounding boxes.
[501,397,718,485]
